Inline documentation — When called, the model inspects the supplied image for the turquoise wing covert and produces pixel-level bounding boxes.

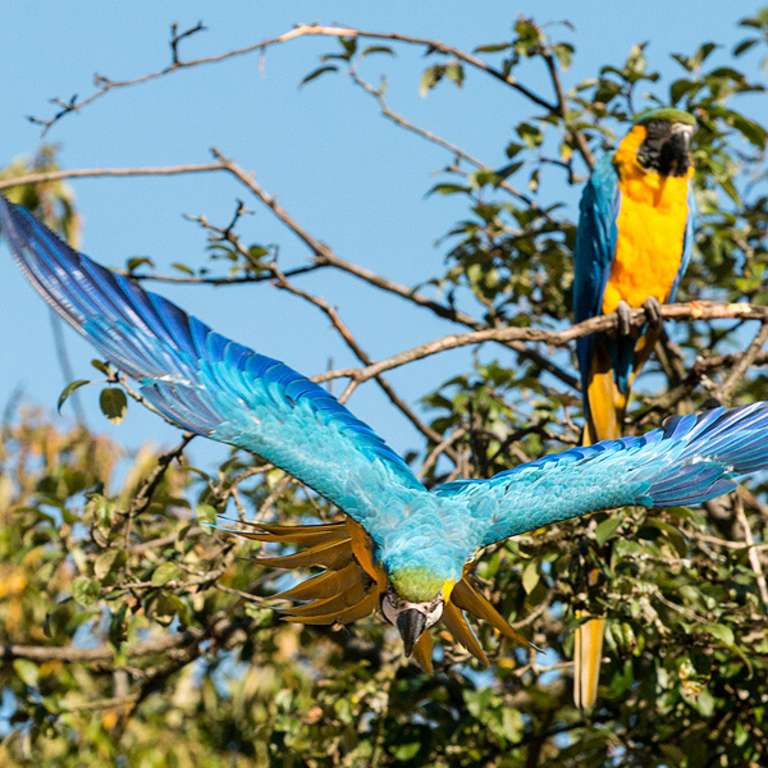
[435,403,768,545]
[0,196,424,533]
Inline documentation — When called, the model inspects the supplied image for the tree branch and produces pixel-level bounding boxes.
[311,302,768,384]
[30,23,557,134]
[0,162,226,191]
[211,148,578,389]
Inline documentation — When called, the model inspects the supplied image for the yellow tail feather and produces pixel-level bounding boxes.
[413,632,434,673]
[442,601,489,665]
[452,578,529,648]
[573,613,605,711]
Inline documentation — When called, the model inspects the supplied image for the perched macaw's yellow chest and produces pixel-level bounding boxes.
[601,125,694,315]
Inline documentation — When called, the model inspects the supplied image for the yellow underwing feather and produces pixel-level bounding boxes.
[246,521,348,535]
[346,519,386,586]
[451,578,529,647]
[412,632,434,673]
[255,538,354,570]
[280,578,369,617]
[284,587,379,625]
[442,602,489,665]
[234,528,351,546]
[271,561,362,601]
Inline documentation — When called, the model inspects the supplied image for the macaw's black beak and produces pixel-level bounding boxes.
[660,129,692,176]
[396,609,427,656]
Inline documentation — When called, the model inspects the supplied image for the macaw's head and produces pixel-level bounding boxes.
[632,107,696,177]
[380,568,452,656]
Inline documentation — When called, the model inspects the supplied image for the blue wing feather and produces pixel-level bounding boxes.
[0,196,424,534]
[573,154,620,391]
[435,403,768,544]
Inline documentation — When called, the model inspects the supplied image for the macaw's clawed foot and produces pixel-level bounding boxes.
[615,301,633,336]
[643,296,663,329]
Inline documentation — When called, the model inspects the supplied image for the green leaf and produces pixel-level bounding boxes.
[474,42,512,54]
[522,561,539,594]
[151,562,182,587]
[195,503,218,527]
[392,742,420,761]
[94,549,121,581]
[91,358,110,375]
[99,387,127,424]
[595,516,622,546]
[57,379,90,414]
[419,65,444,96]
[13,659,39,687]
[445,62,465,87]
[705,623,735,646]
[72,576,100,607]
[171,261,195,275]
[126,256,154,273]
[361,45,395,57]
[733,37,758,56]
[299,65,338,88]
[427,182,472,196]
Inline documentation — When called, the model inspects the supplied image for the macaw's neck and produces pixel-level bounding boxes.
[390,567,447,603]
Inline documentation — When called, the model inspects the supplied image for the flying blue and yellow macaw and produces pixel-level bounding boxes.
[572,108,697,709]
[4,195,765,677]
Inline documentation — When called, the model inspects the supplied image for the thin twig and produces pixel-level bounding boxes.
[717,320,768,404]
[269,262,456,458]
[30,23,557,134]
[0,162,226,191]
[347,63,533,206]
[211,148,578,389]
[734,494,768,610]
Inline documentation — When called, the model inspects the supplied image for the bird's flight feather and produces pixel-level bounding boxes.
[0,196,422,537]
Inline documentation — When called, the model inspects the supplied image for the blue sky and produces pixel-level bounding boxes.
[1,0,765,473]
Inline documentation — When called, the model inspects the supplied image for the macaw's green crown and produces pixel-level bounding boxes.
[633,107,697,127]
[390,567,445,603]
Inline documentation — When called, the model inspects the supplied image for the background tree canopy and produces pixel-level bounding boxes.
[1,5,767,766]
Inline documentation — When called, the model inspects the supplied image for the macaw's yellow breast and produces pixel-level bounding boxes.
[601,125,693,315]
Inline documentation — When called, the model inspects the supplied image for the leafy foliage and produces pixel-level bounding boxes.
[2,8,768,767]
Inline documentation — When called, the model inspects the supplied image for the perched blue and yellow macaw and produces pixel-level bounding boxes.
[572,108,697,709]
[4,195,766,676]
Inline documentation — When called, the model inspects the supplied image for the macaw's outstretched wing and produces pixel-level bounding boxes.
[0,196,424,534]
[573,154,620,382]
[434,403,768,545]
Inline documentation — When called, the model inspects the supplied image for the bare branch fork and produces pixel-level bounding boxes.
[28,22,556,134]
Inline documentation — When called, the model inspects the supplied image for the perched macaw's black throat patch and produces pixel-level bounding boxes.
[636,119,692,177]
